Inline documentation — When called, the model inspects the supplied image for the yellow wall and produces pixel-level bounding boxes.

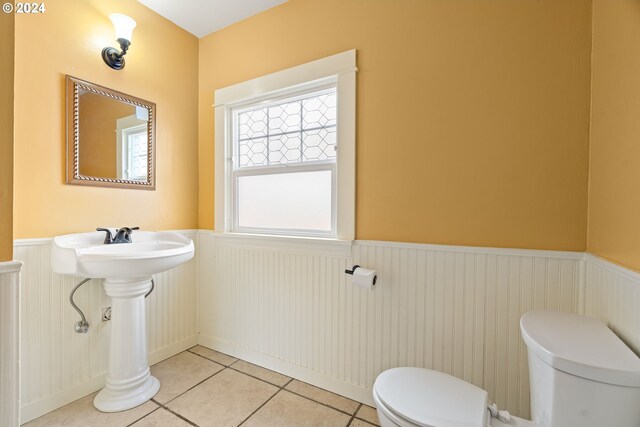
[0,12,14,260]
[11,0,596,251]
[198,0,593,250]
[587,0,640,271]
[14,0,199,238]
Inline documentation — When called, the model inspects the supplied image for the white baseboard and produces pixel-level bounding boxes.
[198,334,375,406]
[149,335,199,365]
[20,374,107,424]
[20,335,198,424]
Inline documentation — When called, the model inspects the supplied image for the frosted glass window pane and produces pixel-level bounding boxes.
[237,170,332,231]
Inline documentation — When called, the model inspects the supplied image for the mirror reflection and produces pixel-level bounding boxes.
[66,76,155,190]
[78,91,148,181]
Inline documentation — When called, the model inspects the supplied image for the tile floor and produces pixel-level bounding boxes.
[25,346,381,427]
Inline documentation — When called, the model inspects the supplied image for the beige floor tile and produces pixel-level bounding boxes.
[130,408,192,427]
[23,392,157,427]
[285,380,359,414]
[151,351,224,404]
[231,359,291,386]
[355,405,380,425]
[167,368,278,427]
[351,419,377,427]
[189,345,238,366]
[243,390,351,427]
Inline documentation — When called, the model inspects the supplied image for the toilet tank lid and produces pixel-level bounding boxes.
[373,368,488,427]
[520,311,640,387]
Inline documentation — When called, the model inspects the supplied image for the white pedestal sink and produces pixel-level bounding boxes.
[51,230,194,412]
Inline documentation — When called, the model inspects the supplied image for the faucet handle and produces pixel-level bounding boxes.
[120,226,140,234]
[96,228,114,244]
[114,226,140,243]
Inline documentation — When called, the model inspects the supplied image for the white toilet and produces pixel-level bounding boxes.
[373,310,640,427]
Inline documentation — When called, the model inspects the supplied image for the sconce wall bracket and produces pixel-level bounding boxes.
[102,38,130,70]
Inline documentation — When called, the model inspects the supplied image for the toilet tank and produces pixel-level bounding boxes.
[520,311,640,427]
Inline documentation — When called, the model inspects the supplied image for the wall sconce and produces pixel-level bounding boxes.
[102,13,136,70]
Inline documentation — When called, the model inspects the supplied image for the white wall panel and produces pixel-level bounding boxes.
[584,254,640,354]
[22,230,640,423]
[198,232,583,418]
[1,261,22,427]
[14,231,198,423]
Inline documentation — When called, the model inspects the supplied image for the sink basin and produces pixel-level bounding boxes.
[52,230,194,278]
[51,230,194,413]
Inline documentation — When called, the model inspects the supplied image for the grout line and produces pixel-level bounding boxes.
[279,378,361,417]
[150,400,199,427]
[187,347,237,367]
[346,403,363,426]
[125,406,162,427]
[225,362,361,418]
[159,365,227,406]
[158,351,368,425]
[282,387,357,417]
[226,364,289,388]
[199,355,361,418]
[237,378,295,427]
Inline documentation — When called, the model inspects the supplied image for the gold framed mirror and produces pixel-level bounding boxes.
[66,76,156,190]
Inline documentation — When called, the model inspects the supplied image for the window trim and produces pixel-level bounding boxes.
[214,50,356,240]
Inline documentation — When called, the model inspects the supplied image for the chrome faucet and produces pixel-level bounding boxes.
[96,227,140,244]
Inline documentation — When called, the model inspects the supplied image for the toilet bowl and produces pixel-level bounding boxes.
[372,311,640,427]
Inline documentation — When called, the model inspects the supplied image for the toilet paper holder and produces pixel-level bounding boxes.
[345,265,378,285]
[344,265,360,275]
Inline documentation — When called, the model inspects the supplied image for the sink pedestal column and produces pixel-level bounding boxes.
[94,277,159,412]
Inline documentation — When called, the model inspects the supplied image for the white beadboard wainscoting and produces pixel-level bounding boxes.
[1,260,22,427]
[14,231,199,424]
[14,229,640,424]
[583,254,640,354]
[197,231,584,419]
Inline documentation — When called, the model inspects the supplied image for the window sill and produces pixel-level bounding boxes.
[207,232,353,258]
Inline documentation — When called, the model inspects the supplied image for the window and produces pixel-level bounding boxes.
[116,111,149,181]
[215,50,356,240]
[232,87,337,236]
[122,125,148,181]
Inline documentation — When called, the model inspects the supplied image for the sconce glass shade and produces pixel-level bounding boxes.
[102,13,136,70]
[110,13,136,42]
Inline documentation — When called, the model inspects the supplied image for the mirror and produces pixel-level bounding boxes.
[66,76,156,190]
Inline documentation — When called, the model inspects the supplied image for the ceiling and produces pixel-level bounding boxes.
[136,0,288,38]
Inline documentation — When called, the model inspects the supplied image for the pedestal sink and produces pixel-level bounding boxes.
[51,230,194,412]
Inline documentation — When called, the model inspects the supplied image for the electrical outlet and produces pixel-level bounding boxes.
[102,307,111,322]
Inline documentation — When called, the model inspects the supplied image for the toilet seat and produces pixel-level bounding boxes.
[373,367,490,427]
